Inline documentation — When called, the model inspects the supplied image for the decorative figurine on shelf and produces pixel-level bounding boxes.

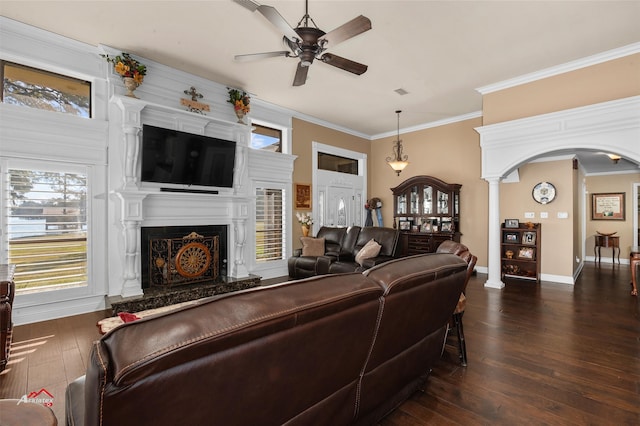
[227,87,250,124]
[180,86,210,114]
[101,52,147,98]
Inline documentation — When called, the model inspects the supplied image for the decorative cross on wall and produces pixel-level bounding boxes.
[180,86,210,114]
[184,86,203,101]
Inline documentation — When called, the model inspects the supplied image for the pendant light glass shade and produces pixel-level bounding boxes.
[386,110,409,175]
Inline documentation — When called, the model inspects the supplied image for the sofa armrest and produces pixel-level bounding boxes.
[360,255,396,270]
[66,375,86,426]
[316,255,335,275]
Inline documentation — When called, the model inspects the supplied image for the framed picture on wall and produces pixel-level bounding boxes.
[591,192,625,220]
[295,183,312,210]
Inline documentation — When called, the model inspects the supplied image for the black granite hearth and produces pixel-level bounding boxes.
[107,275,261,315]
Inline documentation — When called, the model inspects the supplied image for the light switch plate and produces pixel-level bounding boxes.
[524,212,535,218]
[557,212,569,219]
[540,212,549,219]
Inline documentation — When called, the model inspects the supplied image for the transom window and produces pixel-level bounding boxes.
[318,152,358,175]
[1,61,92,118]
[251,124,282,152]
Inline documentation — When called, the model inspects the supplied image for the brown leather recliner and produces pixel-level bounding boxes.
[288,226,400,278]
[66,253,468,426]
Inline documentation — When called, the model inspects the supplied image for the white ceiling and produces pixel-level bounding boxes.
[2,0,640,173]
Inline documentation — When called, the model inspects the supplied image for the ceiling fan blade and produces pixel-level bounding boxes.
[234,51,290,61]
[293,63,309,86]
[319,15,372,47]
[232,0,261,12]
[321,53,368,75]
[257,5,300,42]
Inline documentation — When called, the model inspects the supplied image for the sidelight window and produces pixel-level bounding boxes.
[255,187,285,261]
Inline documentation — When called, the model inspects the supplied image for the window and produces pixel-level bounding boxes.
[1,61,91,117]
[318,152,358,174]
[255,187,284,261]
[251,124,282,152]
[4,167,88,293]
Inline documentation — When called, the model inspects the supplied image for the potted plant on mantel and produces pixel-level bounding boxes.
[102,52,147,98]
[227,87,250,124]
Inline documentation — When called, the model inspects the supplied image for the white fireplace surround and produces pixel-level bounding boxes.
[109,96,253,298]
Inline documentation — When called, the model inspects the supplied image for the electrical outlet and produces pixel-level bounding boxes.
[540,212,549,219]
[524,212,535,218]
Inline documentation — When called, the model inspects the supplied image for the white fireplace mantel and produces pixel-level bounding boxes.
[108,95,253,297]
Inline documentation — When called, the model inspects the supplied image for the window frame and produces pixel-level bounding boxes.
[1,158,100,304]
[1,60,93,118]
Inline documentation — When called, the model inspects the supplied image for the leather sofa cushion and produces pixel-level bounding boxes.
[355,238,382,266]
[301,237,325,256]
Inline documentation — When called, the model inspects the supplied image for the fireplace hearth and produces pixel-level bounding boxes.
[105,224,261,315]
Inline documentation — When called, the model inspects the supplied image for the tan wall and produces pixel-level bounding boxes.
[585,173,640,260]
[370,117,488,266]
[291,118,370,243]
[500,160,575,277]
[483,53,640,125]
[291,53,638,276]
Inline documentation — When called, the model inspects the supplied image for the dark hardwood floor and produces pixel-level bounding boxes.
[1,262,638,425]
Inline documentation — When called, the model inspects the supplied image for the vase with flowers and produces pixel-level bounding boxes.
[296,212,313,237]
[227,87,250,124]
[102,52,147,98]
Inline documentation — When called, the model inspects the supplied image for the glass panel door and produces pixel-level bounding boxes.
[423,186,432,214]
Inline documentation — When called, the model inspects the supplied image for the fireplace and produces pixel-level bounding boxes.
[141,225,228,290]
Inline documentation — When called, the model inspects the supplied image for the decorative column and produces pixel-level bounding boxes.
[114,191,148,297]
[484,177,505,289]
[231,219,249,278]
[113,96,145,190]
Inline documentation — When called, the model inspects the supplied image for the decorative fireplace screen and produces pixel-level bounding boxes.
[148,232,219,287]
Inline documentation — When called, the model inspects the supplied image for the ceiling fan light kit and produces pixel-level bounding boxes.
[233,0,371,86]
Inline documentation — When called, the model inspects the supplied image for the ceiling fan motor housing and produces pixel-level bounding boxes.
[294,27,326,66]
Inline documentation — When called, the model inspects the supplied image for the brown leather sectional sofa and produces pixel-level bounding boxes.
[66,253,467,426]
[287,226,400,279]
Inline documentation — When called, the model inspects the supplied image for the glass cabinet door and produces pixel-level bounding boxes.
[397,194,407,214]
[410,186,419,214]
[423,186,432,214]
[437,191,449,214]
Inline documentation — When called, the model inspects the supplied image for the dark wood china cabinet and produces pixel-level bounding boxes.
[391,176,461,256]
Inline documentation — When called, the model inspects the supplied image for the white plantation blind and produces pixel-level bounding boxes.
[5,168,88,292]
[255,187,284,262]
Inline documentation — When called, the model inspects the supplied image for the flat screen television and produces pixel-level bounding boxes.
[141,124,236,188]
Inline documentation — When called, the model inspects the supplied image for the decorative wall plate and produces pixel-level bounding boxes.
[532,182,556,204]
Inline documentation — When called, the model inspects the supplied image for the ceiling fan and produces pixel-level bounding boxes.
[233,0,372,86]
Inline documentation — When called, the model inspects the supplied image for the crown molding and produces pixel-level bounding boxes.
[476,42,640,95]
[371,111,482,140]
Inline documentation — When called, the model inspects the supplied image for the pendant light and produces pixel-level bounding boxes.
[386,110,409,175]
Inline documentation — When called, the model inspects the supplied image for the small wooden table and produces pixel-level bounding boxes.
[630,246,639,297]
[594,234,620,264]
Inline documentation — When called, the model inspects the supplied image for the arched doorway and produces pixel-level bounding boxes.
[477,96,640,289]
